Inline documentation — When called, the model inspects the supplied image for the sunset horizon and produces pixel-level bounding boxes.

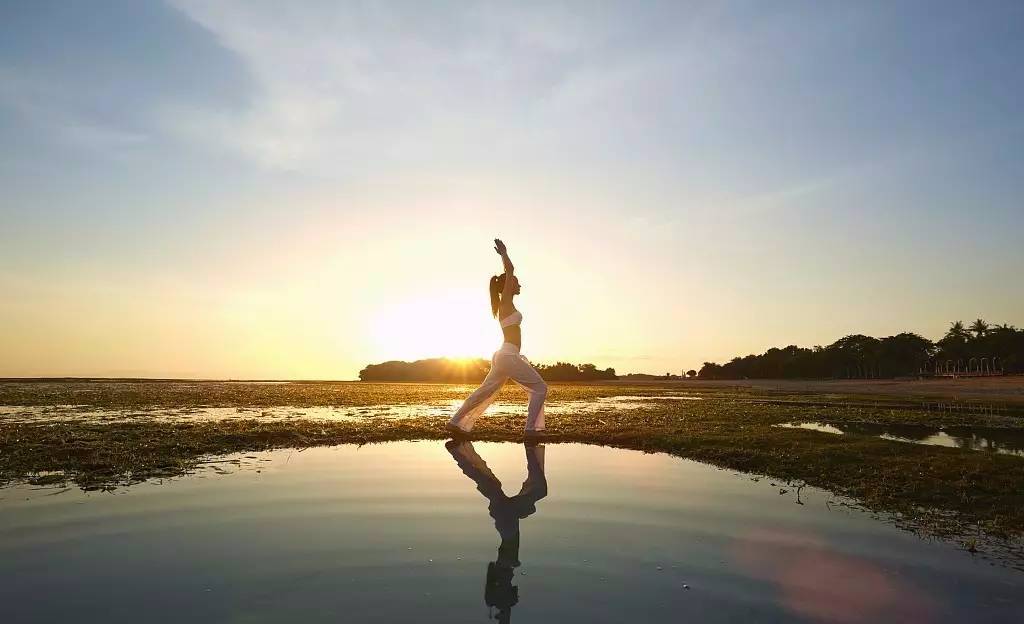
[3,2,1023,381]
[2,314,1020,381]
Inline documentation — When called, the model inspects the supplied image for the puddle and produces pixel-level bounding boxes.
[776,422,845,435]
[1,441,1021,623]
[777,422,1024,457]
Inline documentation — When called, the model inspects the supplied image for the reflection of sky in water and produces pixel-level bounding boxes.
[1,442,1021,623]
[776,422,846,435]
[777,422,1024,458]
[877,431,1024,457]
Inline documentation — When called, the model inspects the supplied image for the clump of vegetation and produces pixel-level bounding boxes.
[698,319,1024,379]
[358,358,616,382]
[533,361,617,381]
[358,358,491,383]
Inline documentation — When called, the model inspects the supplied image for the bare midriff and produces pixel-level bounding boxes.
[502,325,521,349]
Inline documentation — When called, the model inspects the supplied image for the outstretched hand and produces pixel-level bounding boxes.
[493,238,507,256]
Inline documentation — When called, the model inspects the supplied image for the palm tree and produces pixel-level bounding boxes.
[969,319,990,338]
[945,321,969,341]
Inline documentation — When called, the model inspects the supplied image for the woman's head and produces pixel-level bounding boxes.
[489,273,521,317]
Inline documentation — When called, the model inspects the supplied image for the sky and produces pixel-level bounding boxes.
[1,1,1023,379]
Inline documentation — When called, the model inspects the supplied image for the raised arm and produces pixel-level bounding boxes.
[494,238,515,298]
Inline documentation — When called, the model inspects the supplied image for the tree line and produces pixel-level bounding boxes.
[359,358,616,382]
[698,319,1024,380]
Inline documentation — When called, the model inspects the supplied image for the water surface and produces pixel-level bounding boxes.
[1,442,1021,623]
[778,421,1024,457]
[0,394,699,425]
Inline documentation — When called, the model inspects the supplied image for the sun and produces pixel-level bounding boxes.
[370,292,496,362]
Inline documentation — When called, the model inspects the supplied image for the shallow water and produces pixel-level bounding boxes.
[1,442,1021,623]
[778,421,1024,457]
[0,395,698,425]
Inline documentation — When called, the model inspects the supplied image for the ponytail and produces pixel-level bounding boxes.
[489,274,506,318]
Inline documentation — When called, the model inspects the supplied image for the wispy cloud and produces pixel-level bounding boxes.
[163,1,638,172]
[0,68,149,153]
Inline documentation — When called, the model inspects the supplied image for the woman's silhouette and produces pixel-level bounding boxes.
[447,239,548,439]
[445,440,548,624]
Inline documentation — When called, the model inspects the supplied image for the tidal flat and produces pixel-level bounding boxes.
[2,379,1024,574]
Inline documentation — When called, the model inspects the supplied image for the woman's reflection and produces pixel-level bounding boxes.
[445,441,548,624]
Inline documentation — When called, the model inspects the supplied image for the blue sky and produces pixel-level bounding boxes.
[2,1,1023,378]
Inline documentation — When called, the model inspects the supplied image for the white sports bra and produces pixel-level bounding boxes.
[499,310,522,328]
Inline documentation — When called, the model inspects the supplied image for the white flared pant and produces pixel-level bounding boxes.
[449,343,547,432]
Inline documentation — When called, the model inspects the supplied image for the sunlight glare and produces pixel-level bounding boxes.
[370,292,496,361]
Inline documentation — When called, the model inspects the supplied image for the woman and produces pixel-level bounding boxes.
[446,239,548,439]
